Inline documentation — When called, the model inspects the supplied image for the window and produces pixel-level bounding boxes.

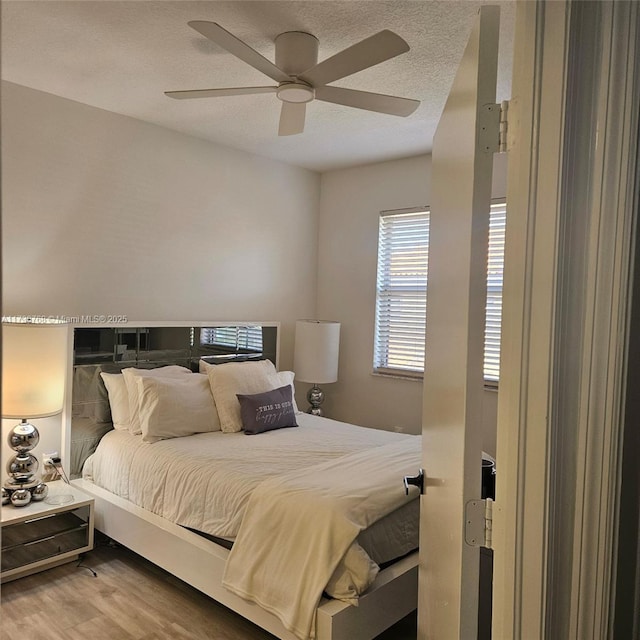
[484,201,507,383]
[373,208,430,376]
[373,201,506,383]
[200,326,263,353]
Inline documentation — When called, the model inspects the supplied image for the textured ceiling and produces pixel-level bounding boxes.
[1,1,515,172]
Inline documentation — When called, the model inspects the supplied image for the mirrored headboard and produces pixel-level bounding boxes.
[73,324,278,368]
[66,322,279,478]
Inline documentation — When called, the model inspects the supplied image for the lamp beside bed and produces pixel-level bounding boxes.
[293,320,340,416]
[2,317,68,507]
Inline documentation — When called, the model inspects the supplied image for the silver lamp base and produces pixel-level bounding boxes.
[3,419,47,507]
[306,384,325,416]
[2,479,49,507]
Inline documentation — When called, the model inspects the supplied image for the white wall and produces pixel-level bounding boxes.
[1,81,321,464]
[316,153,507,455]
[1,80,507,465]
[2,82,320,357]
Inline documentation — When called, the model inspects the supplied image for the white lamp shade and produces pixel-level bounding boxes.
[293,320,340,384]
[2,320,69,419]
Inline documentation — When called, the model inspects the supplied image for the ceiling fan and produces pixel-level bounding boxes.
[165,21,420,136]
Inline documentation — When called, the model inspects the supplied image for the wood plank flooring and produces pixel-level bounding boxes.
[0,536,417,639]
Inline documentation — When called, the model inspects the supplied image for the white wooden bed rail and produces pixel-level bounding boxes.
[72,478,418,640]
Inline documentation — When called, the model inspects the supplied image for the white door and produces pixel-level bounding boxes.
[418,5,500,639]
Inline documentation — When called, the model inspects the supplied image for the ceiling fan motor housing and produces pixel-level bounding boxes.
[275,31,319,77]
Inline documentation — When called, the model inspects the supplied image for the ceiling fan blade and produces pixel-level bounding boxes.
[165,86,277,100]
[299,30,409,87]
[188,21,291,84]
[278,102,306,136]
[315,86,420,117]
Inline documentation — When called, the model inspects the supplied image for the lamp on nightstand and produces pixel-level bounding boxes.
[293,320,340,416]
[2,318,69,507]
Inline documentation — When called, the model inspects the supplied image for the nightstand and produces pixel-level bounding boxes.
[1,482,94,582]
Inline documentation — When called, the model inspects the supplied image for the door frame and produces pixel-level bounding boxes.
[493,1,640,638]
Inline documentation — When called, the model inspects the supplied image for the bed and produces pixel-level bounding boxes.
[66,323,420,640]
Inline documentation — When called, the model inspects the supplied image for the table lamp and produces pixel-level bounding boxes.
[293,320,340,416]
[2,318,68,507]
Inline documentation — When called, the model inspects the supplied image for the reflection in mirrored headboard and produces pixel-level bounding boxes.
[74,324,278,368]
[68,323,279,478]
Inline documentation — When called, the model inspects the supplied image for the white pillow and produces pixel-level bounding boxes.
[199,358,263,373]
[272,370,299,414]
[136,374,221,443]
[122,366,192,435]
[206,359,278,433]
[100,372,130,430]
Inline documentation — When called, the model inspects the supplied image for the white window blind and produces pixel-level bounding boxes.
[483,201,507,383]
[374,208,429,375]
[373,201,506,383]
[200,326,263,352]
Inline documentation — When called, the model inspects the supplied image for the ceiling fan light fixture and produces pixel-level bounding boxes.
[277,82,315,104]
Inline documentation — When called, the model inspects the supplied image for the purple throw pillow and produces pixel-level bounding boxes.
[237,384,298,435]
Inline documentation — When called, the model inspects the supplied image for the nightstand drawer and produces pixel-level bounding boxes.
[1,505,91,573]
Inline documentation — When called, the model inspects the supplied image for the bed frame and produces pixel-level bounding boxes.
[63,322,418,640]
[72,478,418,639]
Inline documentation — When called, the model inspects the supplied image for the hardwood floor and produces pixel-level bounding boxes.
[0,536,417,639]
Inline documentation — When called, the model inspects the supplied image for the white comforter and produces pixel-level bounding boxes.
[222,438,421,639]
[83,414,415,537]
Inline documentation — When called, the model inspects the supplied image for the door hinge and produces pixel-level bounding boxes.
[499,100,509,152]
[465,498,493,549]
[478,100,509,154]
